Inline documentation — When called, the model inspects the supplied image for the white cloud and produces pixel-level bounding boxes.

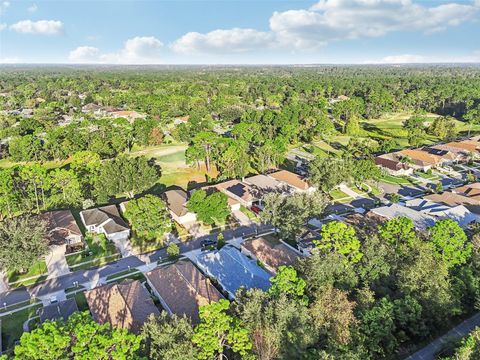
[0,56,20,64]
[367,51,480,64]
[172,28,274,54]
[27,3,37,13]
[0,1,9,15]
[69,36,163,64]
[172,0,479,54]
[0,23,6,31]
[68,46,100,63]
[10,20,64,35]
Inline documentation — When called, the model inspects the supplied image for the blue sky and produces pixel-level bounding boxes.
[0,0,479,64]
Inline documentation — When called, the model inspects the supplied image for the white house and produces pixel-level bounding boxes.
[79,205,130,242]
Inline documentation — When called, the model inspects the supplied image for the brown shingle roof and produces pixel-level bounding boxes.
[145,260,223,323]
[85,279,159,333]
[39,210,82,246]
[164,189,189,217]
[443,142,480,153]
[425,192,480,214]
[399,149,442,165]
[269,170,311,191]
[242,235,299,273]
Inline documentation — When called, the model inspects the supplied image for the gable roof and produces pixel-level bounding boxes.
[39,210,82,246]
[426,192,480,214]
[369,203,436,230]
[85,279,159,332]
[39,299,78,324]
[164,189,189,217]
[146,260,223,323]
[442,141,480,153]
[399,149,442,165]
[80,205,129,234]
[194,245,271,298]
[454,183,480,199]
[405,198,477,227]
[269,170,311,191]
[242,236,299,273]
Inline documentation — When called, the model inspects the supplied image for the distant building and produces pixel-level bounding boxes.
[85,279,159,333]
[145,260,223,323]
[107,110,145,121]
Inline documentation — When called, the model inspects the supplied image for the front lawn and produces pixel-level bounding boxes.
[240,205,258,221]
[415,171,439,180]
[130,235,166,254]
[66,233,119,268]
[1,305,42,352]
[7,260,48,286]
[329,188,351,201]
[66,291,88,312]
[378,174,412,185]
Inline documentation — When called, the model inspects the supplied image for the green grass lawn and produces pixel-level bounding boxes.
[66,291,89,312]
[329,188,351,200]
[378,174,413,185]
[415,171,439,180]
[66,234,119,267]
[240,205,258,221]
[1,305,42,352]
[130,235,166,254]
[7,260,48,285]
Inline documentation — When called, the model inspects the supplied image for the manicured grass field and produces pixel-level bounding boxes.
[7,260,48,285]
[415,171,439,180]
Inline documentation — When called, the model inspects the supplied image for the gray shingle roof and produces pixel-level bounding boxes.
[194,245,271,298]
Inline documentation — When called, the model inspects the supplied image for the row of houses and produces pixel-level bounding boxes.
[164,169,315,225]
[41,234,301,331]
[375,136,480,174]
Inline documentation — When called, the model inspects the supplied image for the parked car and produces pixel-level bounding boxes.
[201,239,217,248]
[250,205,262,214]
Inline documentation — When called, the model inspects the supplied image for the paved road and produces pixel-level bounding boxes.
[406,313,480,360]
[0,223,274,307]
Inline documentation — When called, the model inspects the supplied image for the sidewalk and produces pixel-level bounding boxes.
[406,312,480,360]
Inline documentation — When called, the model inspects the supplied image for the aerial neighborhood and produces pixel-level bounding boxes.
[1,64,480,360]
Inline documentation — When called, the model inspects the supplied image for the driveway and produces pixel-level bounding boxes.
[232,210,252,226]
[45,246,71,279]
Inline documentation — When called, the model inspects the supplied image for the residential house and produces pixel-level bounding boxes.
[268,169,315,193]
[85,279,159,333]
[421,147,458,163]
[453,183,480,199]
[38,299,78,324]
[193,245,271,299]
[163,189,197,224]
[107,110,145,122]
[145,260,223,323]
[241,235,300,274]
[425,192,480,215]
[173,115,190,126]
[375,153,413,175]
[398,149,443,171]
[215,180,256,207]
[244,174,292,203]
[405,198,478,228]
[80,205,130,242]
[196,184,241,211]
[39,210,83,251]
[296,227,321,256]
[369,203,436,230]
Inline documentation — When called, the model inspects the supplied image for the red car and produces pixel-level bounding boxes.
[250,205,262,214]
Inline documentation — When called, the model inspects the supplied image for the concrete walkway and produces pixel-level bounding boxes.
[232,210,252,226]
[0,273,9,293]
[339,184,364,199]
[406,312,480,360]
[45,247,71,279]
